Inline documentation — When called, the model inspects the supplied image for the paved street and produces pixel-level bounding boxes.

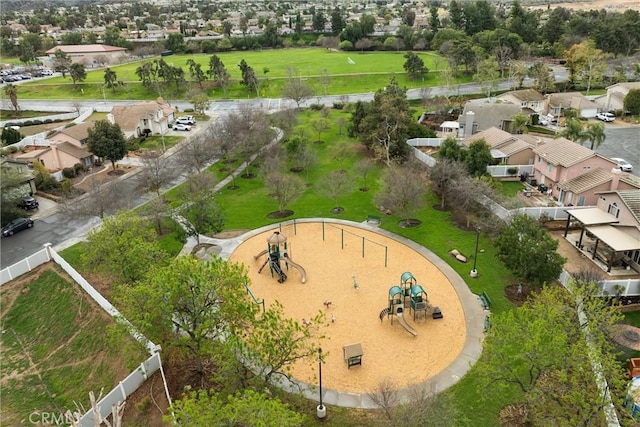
[598,125,640,174]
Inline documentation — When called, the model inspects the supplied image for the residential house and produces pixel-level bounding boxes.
[545,92,599,119]
[44,44,128,67]
[557,168,640,207]
[496,89,546,120]
[463,126,540,166]
[597,82,640,112]
[0,158,36,196]
[533,137,620,205]
[457,103,522,137]
[14,125,95,173]
[109,97,175,138]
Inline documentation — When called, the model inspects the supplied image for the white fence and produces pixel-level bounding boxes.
[514,205,593,221]
[0,245,163,425]
[486,164,535,177]
[559,270,640,297]
[406,137,445,148]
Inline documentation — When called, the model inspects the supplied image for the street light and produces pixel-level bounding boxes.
[470,228,480,278]
[316,348,326,419]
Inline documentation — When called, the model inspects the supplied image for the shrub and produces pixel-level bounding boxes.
[309,104,324,111]
[94,158,103,167]
[64,122,76,128]
[183,108,194,112]
[507,167,518,175]
[7,146,18,153]
[333,102,344,110]
[44,119,53,124]
[23,120,34,126]
[62,167,76,179]
[31,120,43,125]
[73,163,84,175]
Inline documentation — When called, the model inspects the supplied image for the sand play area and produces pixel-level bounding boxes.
[228,220,476,395]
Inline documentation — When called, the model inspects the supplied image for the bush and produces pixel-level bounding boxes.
[31,120,42,125]
[23,120,34,126]
[44,119,53,124]
[73,163,84,175]
[333,102,344,110]
[309,104,324,111]
[7,146,18,153]
[507,167,518,175]
[62,167,76,179]
[183,108,194,112]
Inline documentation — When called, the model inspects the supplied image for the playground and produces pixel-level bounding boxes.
[228,220,481,396]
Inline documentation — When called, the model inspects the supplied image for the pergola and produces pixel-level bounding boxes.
[564,208,640,272]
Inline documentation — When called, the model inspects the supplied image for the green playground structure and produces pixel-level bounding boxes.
[254,231,307,284]
[380,272,436,336]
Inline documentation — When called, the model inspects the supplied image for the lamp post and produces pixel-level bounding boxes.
[316,347,326,419]
[470,228,480,278]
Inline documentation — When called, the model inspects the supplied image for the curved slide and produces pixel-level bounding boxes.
[283,254,307,283]
[253,249,268,260]
[396,311,418,336]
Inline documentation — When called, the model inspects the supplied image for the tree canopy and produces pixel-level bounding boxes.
[86,120,127,171]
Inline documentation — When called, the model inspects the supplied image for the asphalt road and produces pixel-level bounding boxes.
[598,125,640,173]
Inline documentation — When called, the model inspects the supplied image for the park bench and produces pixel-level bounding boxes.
[479,291,492,310]
[366,214,381,225]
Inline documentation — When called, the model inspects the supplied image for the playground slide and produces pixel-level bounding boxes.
[283,255,307,283]
[253,249,268,260]
[396,312,418,336]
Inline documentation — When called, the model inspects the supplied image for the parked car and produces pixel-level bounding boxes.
[173,123,191,131]
[18,196,39,210]
[176,115,196,125]
[596,112,615,122]
[611,158,633,172]
[2,217,34,237]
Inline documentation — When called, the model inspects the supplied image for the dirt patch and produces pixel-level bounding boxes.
[267,210,294,219]
[212,229,251,239]
[504,283,534,306]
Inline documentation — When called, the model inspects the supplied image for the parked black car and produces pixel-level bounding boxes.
[18,196,39,210]
[2,217,34,237]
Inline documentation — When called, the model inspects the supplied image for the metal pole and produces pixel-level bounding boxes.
[470,228,480,278]
[341,229,344,249]
[362,237,365,258]
[317,348,326,418]
[385,246,388,267]
[322,221,325,241]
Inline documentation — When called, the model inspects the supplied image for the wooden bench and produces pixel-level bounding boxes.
[366,214,381,225]
[479,291,491,310]
[343,343,363,368]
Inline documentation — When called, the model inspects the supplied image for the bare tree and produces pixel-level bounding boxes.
[331,141,356,171]
[63,175,130,219]
[318,170,355,213]
[336,116,348,136]
[269,108,298,133]
[355,158,375,191]
[177,131,216,174]
[317,68,331,95]
[310,118,331,143]
[265,171,306,214]
[139,150,178,199]
[282,67,314,109]
[367,377,398,420]
[179,171,224,245]
[375,162,427,222]
[419,87,432,108]
[428,159,467,210]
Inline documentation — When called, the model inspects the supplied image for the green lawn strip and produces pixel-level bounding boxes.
[16,49,473,100]
[0,110,62,120]
[135,135,183,152]
[0,270,147,423]
[494,180,526,199]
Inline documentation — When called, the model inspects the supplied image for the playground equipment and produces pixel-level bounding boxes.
[254,231,307,284]
[380,272,437,336]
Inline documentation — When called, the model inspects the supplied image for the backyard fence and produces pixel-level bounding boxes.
[559,270,640,297]
[0,245,166,425]
[486,164,535,177]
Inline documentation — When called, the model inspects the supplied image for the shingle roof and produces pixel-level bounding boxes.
[111,100,174,132]
[533,138,595,167]
[51,122,92,142]
[464,126,535,156]
[45,44,127,55]
[56,141,92,159]
[500,89,545,102]
[547,92,598,110]
[557,168,612,194]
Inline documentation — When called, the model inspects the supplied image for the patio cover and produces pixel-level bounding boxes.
[586,225,640,252]
[441,121,460,129]
[566,207,619,225]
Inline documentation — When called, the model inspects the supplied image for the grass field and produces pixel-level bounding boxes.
[15,49,472,101]
[0,267,148,424]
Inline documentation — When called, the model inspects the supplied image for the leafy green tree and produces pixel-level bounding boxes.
[135,62,156,89]
[179,172,225,244]
[528,62,556,94]
[170,389,306,427]
[165,33,185,53]
[560,118,586,142]
[232,300,325,383]
[479,283,625,426]
[86,120,127,171]
[429,159,467,210]
[312,10,327,32]
[3,84,19,112]
[1,126,22,145]
[495,214,566,287]
[68,62,86,89]
[117,256,255,376]
[208,55,231,97]
[60,32,82,45]
[19,33,41,63]
[186,58,206,88]
[103,67,118,91]
[330,7,346,35]
[448,0,465,31]
[624,88,640,115]
[507,1,539,44]
[465,139,493,177]
[82,212,169,284]
[53,49,72,78]
[510,113,530,134]
[564,40,609,94]
[357,77,412,165]
[473,57,500,99]
[0,168,28,226]
[580,122,605,150]
[463,0,496,36]
[190,93,210,115]
[438,137,465,162]
[238,59,259,96]
[403,51,428,80]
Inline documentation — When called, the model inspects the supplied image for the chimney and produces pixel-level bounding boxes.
[464,111,475,137]
[610,167,622,190]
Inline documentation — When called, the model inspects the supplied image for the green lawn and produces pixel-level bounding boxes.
[0,269,148,424]
[15,49,472,101]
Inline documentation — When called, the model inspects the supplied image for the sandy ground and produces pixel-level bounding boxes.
[228,222,467,394]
